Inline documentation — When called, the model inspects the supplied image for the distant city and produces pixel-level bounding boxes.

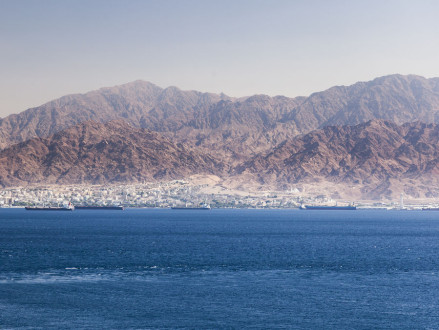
[0,180,300,209]
[1,180,437,210]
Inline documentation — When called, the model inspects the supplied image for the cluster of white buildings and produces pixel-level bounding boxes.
[3,180,428,209]
[0,180,307,209]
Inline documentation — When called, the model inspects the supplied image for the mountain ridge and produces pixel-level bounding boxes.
[2,74,439,160]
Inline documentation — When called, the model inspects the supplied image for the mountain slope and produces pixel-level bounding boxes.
[234,120,439,199]
[0,120,225,187]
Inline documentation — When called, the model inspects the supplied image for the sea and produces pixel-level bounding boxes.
[1,208,439,329]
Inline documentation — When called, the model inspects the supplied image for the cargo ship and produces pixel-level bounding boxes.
[171,203,211,210]
[25,202,75,211]
[301,205,356,210]
[75,206,124,210]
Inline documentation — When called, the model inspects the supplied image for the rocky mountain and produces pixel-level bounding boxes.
[287,74,439,132]
[2,74,439,199]
[234,120,439,199]
[2,74,439,162]
[0,81,230,149]
[2,118,439,200]
[0,120,224,187]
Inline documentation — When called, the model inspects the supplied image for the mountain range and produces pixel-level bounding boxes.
[2,74,439,200]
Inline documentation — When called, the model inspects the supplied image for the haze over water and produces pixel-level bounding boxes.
[1,208,439,328]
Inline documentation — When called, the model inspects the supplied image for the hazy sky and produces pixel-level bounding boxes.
[1,0,439,117]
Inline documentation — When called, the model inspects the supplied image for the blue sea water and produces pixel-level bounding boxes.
[1,208,439,329]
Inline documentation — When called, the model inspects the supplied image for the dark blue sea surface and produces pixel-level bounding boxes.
[2,208,439,329]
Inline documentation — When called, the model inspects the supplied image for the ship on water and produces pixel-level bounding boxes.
[75,206,124,210]
[171,203,211,210]
[25,202,75,211]
[300,204,356,210]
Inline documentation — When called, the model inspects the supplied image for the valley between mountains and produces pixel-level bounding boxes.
[2,74,439,200]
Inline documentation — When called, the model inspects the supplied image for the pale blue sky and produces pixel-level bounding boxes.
[1,0,439,117]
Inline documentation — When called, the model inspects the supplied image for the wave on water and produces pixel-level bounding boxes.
[0,266,166,284]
